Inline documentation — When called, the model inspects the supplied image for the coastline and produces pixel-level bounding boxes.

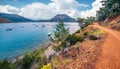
[12,40,52,63]
[0,22,79,62]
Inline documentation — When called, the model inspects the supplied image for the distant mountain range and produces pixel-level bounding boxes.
[0,13,34,22]
[51,14,76,22]
[0,13,76,23]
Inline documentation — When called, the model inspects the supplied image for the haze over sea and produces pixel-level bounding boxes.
[0,22,79,59]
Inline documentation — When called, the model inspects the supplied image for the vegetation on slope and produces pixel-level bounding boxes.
[96,0,120,21]
[95,0,120,31]
[77,17,95,30]
[48,25,106,69]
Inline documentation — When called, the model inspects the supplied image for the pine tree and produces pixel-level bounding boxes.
[54,20,69,41]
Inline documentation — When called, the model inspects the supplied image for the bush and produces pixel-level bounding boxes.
[61,41,67,48]
[66,34,84,45]
[83,31,89,36]
[35,56,47,69]
[21,54,34,69]
[51,58,59,68]
[75,30,80,33]
[92,29,105,35]
[53,45,61,52]
[34,47,46,62]
[89,35,98,40]
[0,59,15,69]
[15,47,46,69]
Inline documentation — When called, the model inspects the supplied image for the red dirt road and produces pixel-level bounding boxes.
[93,23,120,69]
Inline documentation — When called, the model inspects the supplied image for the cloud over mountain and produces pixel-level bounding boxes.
[79,0,103,18]
[0,0,102,20]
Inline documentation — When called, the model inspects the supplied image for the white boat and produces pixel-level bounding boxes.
[48,32,52,36]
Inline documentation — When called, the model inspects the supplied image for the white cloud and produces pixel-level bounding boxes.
[49,0,88,10]
[19,0,88,20]
[79,0,103,18]
[0,0,102,20]
[0,5,20,14]
[19,3,53,19]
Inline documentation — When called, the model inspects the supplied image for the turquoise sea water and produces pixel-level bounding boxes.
[0,22,79,59]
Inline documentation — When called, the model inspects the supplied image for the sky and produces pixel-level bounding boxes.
[0,0,103,20]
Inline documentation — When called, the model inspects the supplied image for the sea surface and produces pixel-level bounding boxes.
[0,22,79,59]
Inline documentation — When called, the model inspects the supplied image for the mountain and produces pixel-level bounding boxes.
[0,17,11,23]
[0,13,34,22]
[38,14,76,22]
[0,13,76,23]
[49,14,76,22]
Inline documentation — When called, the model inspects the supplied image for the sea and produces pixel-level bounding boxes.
[0,22,79,60]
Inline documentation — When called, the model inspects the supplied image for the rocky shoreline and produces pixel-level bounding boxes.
[11,40,52,63]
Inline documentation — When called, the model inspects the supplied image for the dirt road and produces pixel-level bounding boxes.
[93,23,120,69]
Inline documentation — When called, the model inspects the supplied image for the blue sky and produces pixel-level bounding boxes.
[0,0,102,19]
[0,0,51,7]
[0,0,94,7]
[0,0,95,10]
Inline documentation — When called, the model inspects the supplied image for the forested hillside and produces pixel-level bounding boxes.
[96,0,120,21]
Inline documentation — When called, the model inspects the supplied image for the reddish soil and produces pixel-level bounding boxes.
[93,23,120,69]
[56,39,103,69]
[53,23,120,69]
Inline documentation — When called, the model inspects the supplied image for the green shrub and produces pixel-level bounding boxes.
[51,58,59,68]
[66,35,84,45]
[34,47,46,62]
[53,45,61,52]
[61,41,67,48]
[35,56,47,69]
[83,31,89,36]
[21,54,34,69]
[14,47,46,69]
[53,41,67,52]
[89,35,98,40]
[0,59,15,69]
[75,30,80,33]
